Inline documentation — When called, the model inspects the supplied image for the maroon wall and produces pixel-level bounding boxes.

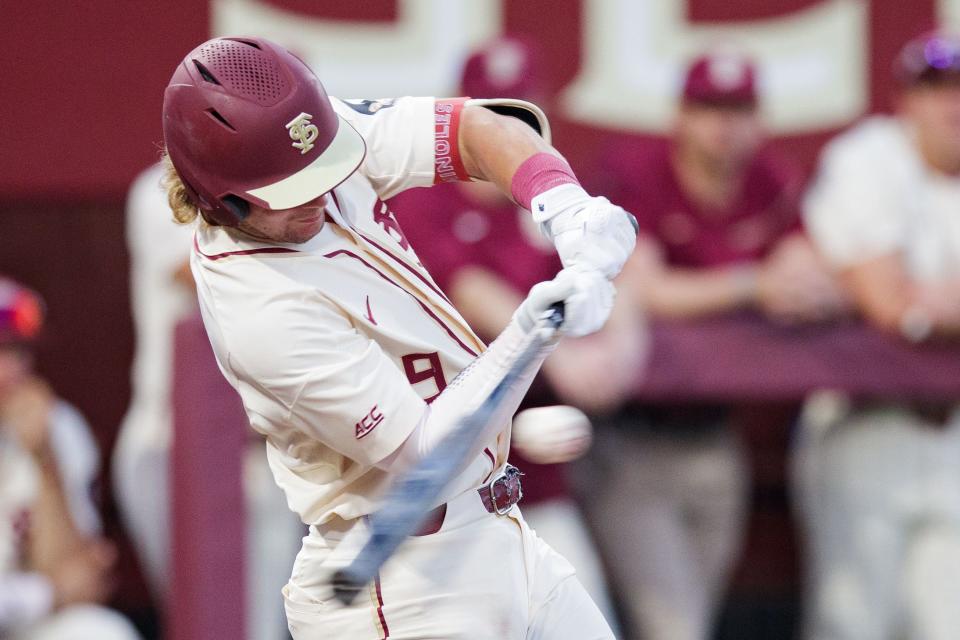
[0,1,947,629]
[0,1,942,203]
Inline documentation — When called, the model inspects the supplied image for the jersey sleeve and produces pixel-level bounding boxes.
[803,122,909,268]
[230,290,426,467]
[333,97,471,200]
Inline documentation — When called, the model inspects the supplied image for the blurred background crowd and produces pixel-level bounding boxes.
[3,1,960,639]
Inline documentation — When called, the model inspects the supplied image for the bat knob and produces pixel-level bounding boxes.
[331,569,365,606]
[545,301,565,330]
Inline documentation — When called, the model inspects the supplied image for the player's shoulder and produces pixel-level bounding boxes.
[821,116,912,167]
[333,97,403,117]
[331,96,433,128]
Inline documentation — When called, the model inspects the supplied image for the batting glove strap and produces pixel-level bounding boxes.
[531,184,638,279]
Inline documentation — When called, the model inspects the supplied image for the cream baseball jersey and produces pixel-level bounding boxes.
[192,97,512,526]
[805,116,960,280]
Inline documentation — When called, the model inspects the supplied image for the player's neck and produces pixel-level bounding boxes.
[913,128,960,177]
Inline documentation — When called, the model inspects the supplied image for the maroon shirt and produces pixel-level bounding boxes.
[607,139,803,267]
[602,137,805,433]
[390,183,568,504]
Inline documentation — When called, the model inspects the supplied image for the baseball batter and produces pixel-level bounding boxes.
[160,37,636,639]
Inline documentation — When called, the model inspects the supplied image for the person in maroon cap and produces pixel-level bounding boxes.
[586,49,846,640]
[0,277,141,640]
[795,30,960,640]
[390,37,644,632]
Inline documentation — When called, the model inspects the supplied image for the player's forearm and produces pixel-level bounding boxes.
[26,446,86,574]
[458,105,561,196]
[544,289,646,413]
[639,266,758,319]
[379,318,557,472]
[837,255,953,341]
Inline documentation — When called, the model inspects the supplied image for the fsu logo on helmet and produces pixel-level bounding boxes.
[285,112,319,154]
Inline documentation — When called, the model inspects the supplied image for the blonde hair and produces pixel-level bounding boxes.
[161,151,203,225]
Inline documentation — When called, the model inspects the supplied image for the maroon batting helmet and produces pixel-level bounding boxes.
[162,36,366,226]
[0,278,44,346]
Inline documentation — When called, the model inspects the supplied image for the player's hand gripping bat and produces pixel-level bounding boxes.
[331,303,565,605]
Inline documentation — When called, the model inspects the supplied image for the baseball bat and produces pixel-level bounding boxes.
[331,303,565,605]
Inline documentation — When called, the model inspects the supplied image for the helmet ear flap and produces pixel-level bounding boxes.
[222,195,251,221]
[199,195,250,227]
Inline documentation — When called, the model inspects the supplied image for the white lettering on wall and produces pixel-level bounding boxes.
[940,0,960,31]
[560,0,868,134]
[211,0,501,97]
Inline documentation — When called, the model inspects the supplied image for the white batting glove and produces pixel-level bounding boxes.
[514,267,615,337]
[532,184,638,279]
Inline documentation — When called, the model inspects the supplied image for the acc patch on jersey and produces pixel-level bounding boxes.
[355,404,385,439]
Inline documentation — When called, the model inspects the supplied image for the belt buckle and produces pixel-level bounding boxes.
[488,464,523,515]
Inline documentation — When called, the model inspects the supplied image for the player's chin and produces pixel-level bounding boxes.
[284,213,325,243]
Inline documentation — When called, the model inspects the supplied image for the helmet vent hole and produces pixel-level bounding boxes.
[205,108,236,131]
[234,39,262,50]
[193,60,220,85]
[197,40,287,105]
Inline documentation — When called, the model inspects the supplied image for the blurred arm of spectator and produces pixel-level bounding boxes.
[0,378,115,609]
[833,254,960,339]
[449,264,645,414]
[627,231,845,324]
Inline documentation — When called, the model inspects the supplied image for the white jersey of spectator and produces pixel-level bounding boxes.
[2,400,102,574]
[806,116,960,279]
[800,115,960,640]
[193,97,494,525]
[113,162,195,596]
[1,401,139,639]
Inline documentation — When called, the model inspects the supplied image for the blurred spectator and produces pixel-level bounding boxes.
[589,49,845,640]
[797,30,960,640]
[391,37,646,632]
[113,162,195,602]
[0,277,140,639]
[114,163,302,640]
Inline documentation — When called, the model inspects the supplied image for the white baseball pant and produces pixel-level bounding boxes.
[793,398,960,640]
[283,488,614,639]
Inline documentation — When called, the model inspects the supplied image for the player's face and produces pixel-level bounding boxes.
[237,194,329,244]
[902,80,960,167]
[676,102,763,170]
